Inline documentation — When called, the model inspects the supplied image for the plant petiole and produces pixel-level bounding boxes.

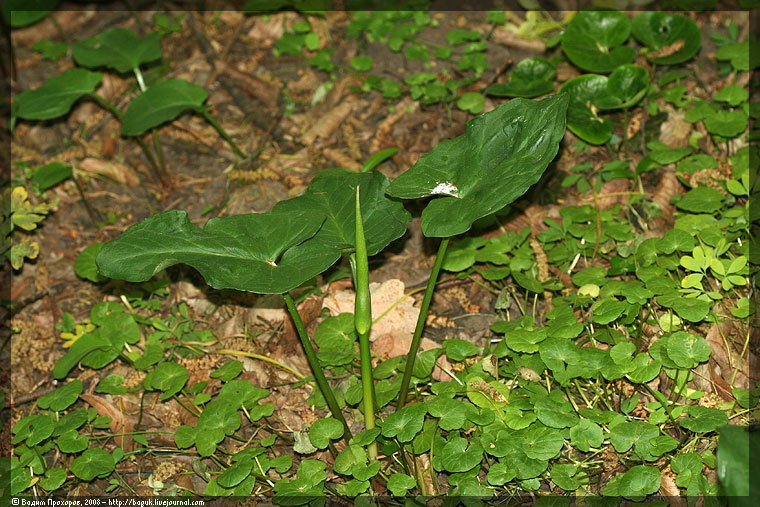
[396,237,450,410]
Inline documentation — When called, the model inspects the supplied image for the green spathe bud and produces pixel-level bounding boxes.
[354,185,371,336]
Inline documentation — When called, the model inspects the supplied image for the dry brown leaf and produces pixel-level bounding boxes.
[302,96,359,145]
[322,148,361,171]
[660,109,692,148]
[80,393,135,450]
[651,171,684,226]
[490,28,546,52]
[659,466,685,506]
[371,97,417,153]
[323,279,419,342]
[78,157,139,187]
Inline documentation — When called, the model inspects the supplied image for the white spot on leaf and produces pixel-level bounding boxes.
[431,181,459,197]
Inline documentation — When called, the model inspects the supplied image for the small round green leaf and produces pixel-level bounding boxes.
[456,92,485,114]
[486,57,556,98]
[70,448,115,481]
[55,430,89,453]
[37,380,83,412]
[309,417,344,449]
[680,406,728,433]
[561,11,635,73]
[39,467,67,491]
[595,64,648,110]
[387,473,416,496]
[31,162,72,191]
[210,360,244,382]
[703,109,748,138]
[617,465,661,499]
[666,331,710,368]
[145,362,188,400]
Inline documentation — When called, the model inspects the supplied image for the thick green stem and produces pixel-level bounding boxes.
[201,109,246,158]
[283,292,352,444]
[396,237,450,410]
[353,185,377,459]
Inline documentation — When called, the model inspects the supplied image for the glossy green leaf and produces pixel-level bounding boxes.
[561,11,635,73]
[299,169,410,256]
[95,374,127,395]
[594,65,649,110]
[12,68,103,122]
[70,448,115,481]
[53,332,110,379]
[362,147,398,172]
[632,12,701,65]
[486,57,556,98]
[609,421,659,460]
[121,78,207,136]
[73,28,163,74]
[714,85,749,107]
[559,75,613,145]
[96,202,340,294]
[37,380,82,412]
[522,424,564,460]
[386,94,568,237]
[13,415,54,446]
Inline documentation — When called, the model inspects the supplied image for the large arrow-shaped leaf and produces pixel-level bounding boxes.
[96,201,340,294]
[299,169,411,255]
[386,94,568,238]
[121,78,207,136]
[73,28,163,74]
[12,68,103,121]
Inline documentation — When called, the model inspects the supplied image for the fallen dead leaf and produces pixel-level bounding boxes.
[78,157,139,187]
[80,393,135,450]
[302,96,359,145]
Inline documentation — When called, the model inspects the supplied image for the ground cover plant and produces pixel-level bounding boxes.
[4,4,758,505]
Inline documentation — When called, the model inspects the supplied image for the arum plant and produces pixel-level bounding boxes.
[73,28,246,176]
[385,93,569,408]
[95,168,409,444]
[351,186,376,459]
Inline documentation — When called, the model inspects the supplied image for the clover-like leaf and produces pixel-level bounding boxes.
[561,11,635,73]
[299,169,410,256]
[387,94,568,238]
[559,74,613,145]
[73,28,163,74]
[12,68,103,124]
[486,57,556,98]
[96,202,341,294]
[631,12,701,65]
[121,79,207,136]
